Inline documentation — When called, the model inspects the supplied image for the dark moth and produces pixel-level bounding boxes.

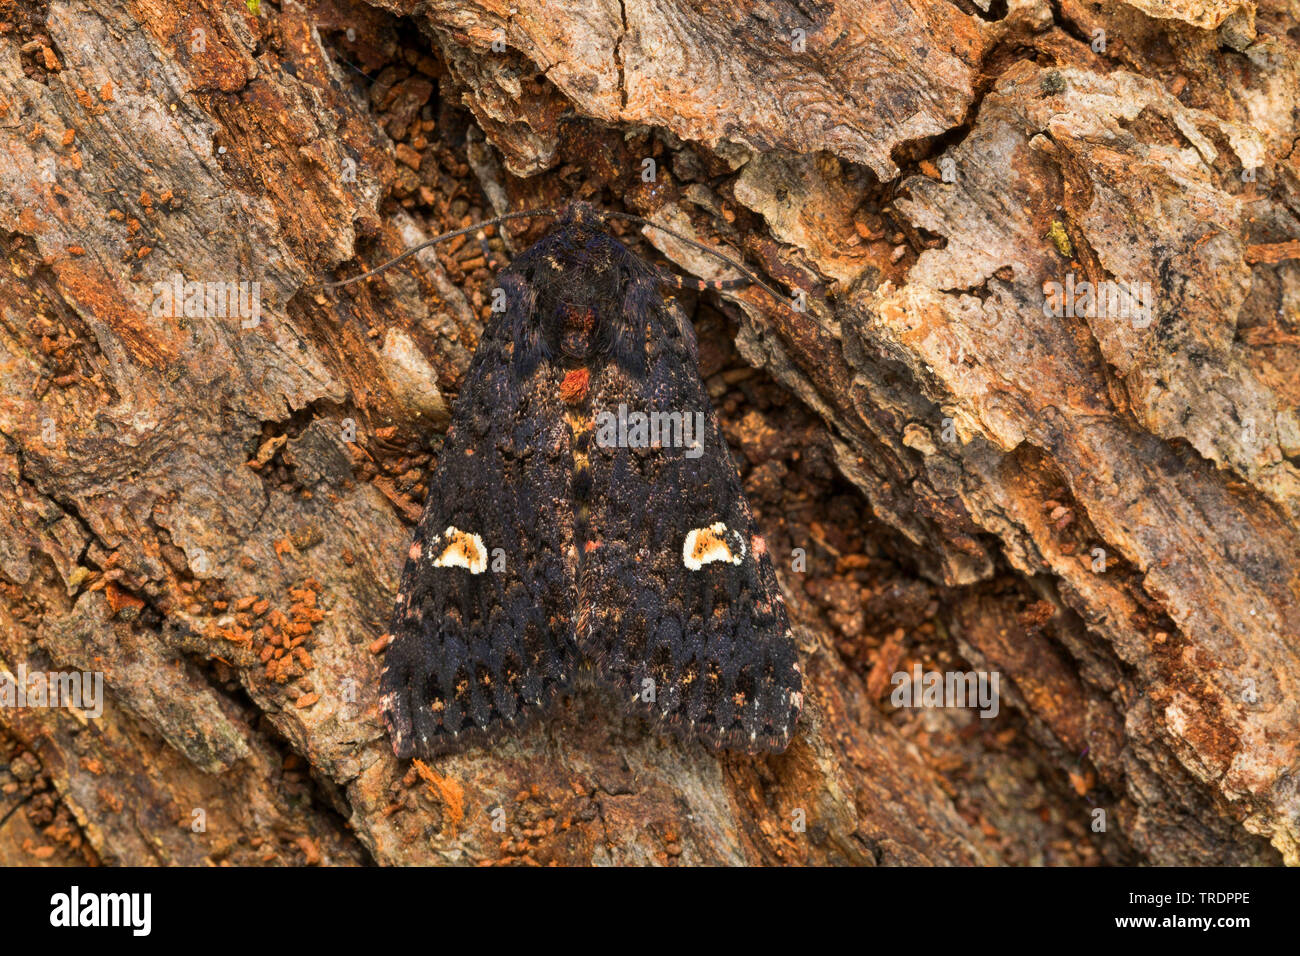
[373,202,802,757]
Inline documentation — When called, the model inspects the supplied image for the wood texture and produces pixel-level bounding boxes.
[0,0,1296,865]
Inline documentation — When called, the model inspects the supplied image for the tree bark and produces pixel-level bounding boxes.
[0,0,1296,865]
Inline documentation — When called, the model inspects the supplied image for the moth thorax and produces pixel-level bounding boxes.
[558,302,598,358]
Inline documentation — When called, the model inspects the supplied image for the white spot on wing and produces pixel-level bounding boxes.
[432,525,489,574]
[683,522,745,570]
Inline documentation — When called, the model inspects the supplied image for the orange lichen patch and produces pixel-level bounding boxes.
[559,367,590,404]
[98,80,114,102]
[294,692,319,708]
[216,623,254,646]
[73,88,105,115]
[57,263,180,367]
[1245,240,1300,264]
[289,587,317,606]
[207,579,324,687]
[295,835,322,866]
[483,784,576,865]
[411,759,465,830]
[97,786,124,813]
[104,582,145,618]
[1068,768,1095,796]
[273,536,293,558]
[16,208,46,237]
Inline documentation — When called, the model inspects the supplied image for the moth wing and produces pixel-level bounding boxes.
[381,304,579,759]
[578,291,801,753]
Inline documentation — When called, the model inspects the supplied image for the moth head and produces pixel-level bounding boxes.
[561,200,602,227]
[530,226,646,369]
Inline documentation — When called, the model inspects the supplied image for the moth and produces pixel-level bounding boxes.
[330,202,802,758]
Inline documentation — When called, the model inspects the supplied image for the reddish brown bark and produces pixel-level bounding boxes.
[1,0,1296,865]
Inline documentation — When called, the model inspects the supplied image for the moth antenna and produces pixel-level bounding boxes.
[325,208,559,289]
[602,211,793,306]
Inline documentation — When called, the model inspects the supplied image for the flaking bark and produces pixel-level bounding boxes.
[0,0,1296,865]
